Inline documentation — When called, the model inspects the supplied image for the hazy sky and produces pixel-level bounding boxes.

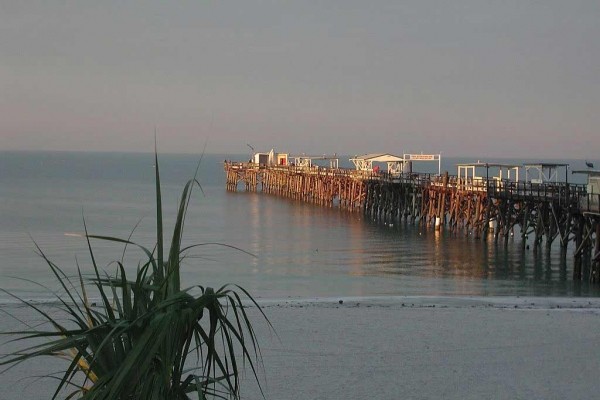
[1,1,599,158]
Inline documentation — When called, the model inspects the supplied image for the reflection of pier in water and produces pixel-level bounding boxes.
[225,154,600,283]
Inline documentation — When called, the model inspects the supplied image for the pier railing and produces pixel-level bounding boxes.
[580,193,600,214]
[225,162,589,203]
[225,161,430,182]
[486,180,587,204]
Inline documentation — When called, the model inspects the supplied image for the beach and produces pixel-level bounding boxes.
[2,296,600,400]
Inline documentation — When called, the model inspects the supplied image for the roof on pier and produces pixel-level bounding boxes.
[456,162,520,168]
[523,163,569,168]
[572,170,600,176]
[352,153,404,162]
[290,154,338,160]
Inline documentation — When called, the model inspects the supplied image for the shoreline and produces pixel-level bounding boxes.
[4,294,600,308]
[252,294,600,310]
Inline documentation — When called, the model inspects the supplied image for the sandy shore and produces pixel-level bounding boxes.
[2,296,600,400]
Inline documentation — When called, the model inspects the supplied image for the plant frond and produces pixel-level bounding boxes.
[1,151,269,399]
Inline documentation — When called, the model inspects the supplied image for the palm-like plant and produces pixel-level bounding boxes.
[1,152,268,399]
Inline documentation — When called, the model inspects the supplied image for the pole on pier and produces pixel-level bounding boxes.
[592,219,600,282]
[574,215,584,280]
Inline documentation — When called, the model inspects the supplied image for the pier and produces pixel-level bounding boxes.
[224,153,600,283]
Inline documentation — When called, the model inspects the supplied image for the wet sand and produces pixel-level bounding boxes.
[2,296,600,400]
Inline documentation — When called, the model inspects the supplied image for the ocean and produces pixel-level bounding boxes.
[1,150,599,302]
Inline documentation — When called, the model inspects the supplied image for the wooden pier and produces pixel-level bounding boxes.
[224,160,600,283]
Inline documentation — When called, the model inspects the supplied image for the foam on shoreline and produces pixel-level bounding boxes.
[3,294,600,311]
[252,294,600,310]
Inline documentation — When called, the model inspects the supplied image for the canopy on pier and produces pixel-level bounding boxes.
[572,169,600,176]
[523,163,569,184]
[572,170,600,190]
[290,154,339,169]
[350,153,405,174]
[573,170,600,212]
[456,162,521,169]
[456,162,520,190]
[353,153,404,163]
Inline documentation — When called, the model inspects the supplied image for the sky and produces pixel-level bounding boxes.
[1,1,599,158]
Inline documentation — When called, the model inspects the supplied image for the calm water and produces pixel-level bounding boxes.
[1,151,599,302]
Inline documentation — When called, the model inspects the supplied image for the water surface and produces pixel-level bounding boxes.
[1,151,598,302]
